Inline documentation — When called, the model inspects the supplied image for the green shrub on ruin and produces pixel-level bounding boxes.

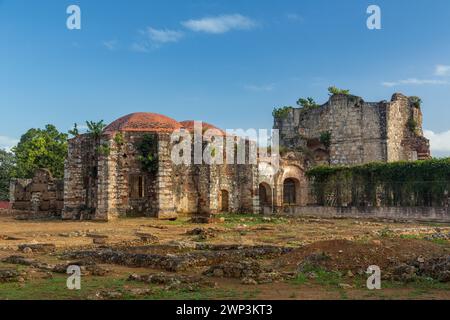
[136,134,159,174]
[297,97,321,111]
[328,86,350,96]
[272,106,293,120]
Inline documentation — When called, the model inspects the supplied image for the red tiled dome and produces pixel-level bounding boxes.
[104,113,183,133]
[180,120,226,135]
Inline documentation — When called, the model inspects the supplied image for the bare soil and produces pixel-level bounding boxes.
[0,209,449,300]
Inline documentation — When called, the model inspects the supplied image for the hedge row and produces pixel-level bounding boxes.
[306,158,450,207]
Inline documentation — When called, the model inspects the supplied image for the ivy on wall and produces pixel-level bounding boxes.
[306,159,450,207]
[136,134,159,174]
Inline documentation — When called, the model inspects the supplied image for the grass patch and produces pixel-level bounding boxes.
[0,274,259,300]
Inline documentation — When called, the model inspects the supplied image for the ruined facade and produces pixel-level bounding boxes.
[10,92,432,219]
[274,93,430,165]
[62,113,259,221]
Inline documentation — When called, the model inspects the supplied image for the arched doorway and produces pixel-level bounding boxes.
[283,178,299,205]
[259,183,272,206]
[220,190,229,212]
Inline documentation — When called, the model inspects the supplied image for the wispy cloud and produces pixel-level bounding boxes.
[102,40,118,51]
[382,78,449,87]
[0,135,19,151]
[182,14,257,34]
[424,130,450,156]
[132,27,184,52]
[435,65,450,76]
[286,13,303,22]
[244,83,275,92]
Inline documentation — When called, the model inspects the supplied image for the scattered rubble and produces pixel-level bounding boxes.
[18,243,56,253]
[128,272,215,290]
[0,269,21,283]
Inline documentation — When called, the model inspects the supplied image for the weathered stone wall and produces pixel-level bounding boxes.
[10,169,63,214]
[279,206,450,223]
[275,93,430,166]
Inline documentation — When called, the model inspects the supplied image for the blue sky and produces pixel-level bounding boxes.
[1,0,450,156]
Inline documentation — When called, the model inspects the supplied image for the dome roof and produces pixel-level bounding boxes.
[180,120,226,135]
[104,112,183,133]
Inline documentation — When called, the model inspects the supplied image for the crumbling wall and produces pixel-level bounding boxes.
[275,93,430,166]
[10,169,63,214]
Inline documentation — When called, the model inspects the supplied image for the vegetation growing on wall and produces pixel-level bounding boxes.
[409,96,422,108]
[272,106,293,119]
[319,131,332,149]
[136,134,158,174]
[328,86,350,96]
[306,159,450,207]
[407,118,418,134]
[297,97,321,111]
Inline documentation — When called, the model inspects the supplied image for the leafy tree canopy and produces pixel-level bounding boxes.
[12,125,68,179]
[0,149,16,201]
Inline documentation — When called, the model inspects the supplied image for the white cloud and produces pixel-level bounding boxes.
[132,27,183,52]
[382,78,449,87]
[435,65,450,76]
[102,40,118,51]
[424,130,450,155]
[182,14,257,34]
[0,136,19,152]
[244,83,275,92]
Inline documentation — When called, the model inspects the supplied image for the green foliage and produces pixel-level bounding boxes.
[320,131,332,149]
[68,123,79,137]
[306,158,450,207]
[0,149,16,200]
[328,86,350,96]
[136,134,158,174]
[86,120,106,139]
[114,132,125,146]
[272,106,293,119]
[409,96,422,108]
[97,143,111,157]
[297,97,320,111]
[12,125,68,179]
[407,118,418,134]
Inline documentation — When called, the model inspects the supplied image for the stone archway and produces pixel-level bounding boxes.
[283,178,300,205]
[220,190,229,212]
[259,182,272,206]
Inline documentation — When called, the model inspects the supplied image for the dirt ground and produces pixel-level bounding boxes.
[0,209,449,300]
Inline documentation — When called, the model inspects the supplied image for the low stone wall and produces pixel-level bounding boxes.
[275,206,450,222]
[9,169,64,215]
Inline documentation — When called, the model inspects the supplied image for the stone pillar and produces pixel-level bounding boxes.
[156,134,177,219]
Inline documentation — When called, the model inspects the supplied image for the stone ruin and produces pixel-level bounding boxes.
[9,168,64,214]
[8,92,432,221]
[274,93,430,165]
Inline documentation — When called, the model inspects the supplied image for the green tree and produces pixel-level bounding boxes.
[12,125,68,179]
[86,120,106,139]
[68,123,79,137]
[0,150,16,201]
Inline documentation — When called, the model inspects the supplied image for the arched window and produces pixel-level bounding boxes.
[283,178,297,205]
